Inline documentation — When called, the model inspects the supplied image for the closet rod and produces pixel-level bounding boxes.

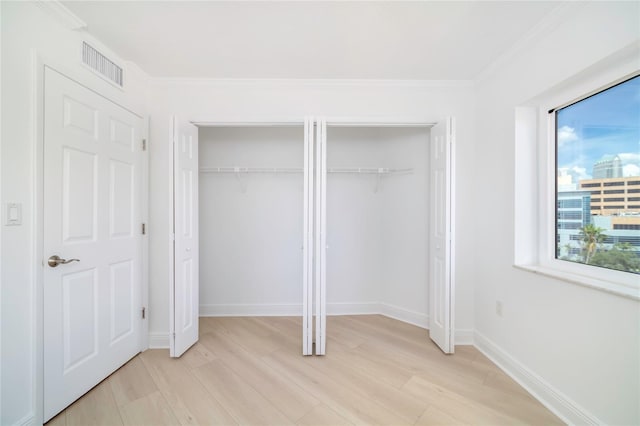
[199,167,413,175]
[327,167,413,174]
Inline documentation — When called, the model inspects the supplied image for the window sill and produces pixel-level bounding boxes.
[513,264,640,301]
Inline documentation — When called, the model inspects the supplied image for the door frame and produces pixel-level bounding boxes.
[320,116,454,353]
[171,115,455,356]
[32,52,149,425]
[168,118,307,356]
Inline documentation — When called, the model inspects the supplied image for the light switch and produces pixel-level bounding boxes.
[6,203,22,226]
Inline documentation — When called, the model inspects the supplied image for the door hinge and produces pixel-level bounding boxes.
[142,223,146,235]
[142,139,147,151]
[142,307,146,319]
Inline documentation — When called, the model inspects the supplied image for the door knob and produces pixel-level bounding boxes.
[47,255,80,268]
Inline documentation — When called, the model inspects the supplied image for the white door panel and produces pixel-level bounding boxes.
[315,118,327,355]
[44,67,143,421]
[429,117,455,354]
[171,118,199,357]
[302,117,314,355]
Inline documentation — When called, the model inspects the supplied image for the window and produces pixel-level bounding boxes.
[555,75,640,275]
[514,63,639,299]
[558,211,584,220]
[614,224,640,230]
[558,199,583,208]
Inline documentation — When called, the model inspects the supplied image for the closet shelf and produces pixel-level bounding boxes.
[200,167,301,174]
[199,167,413,175]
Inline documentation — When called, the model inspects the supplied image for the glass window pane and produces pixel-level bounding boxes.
[556,75,640,274]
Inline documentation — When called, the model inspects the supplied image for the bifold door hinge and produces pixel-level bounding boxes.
[142,139,147,151]
[142,307,146,319]
[142,223,146,235]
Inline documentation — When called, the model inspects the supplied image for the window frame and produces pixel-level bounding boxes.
[514,68,640,301]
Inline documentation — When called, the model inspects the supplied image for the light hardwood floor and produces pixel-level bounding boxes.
[47,315,563,425]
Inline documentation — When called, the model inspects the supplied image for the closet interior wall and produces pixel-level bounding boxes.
[326,126,430,323]
[197,124,430,324]
[198,126,304,314]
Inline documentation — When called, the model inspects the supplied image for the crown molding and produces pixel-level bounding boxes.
[474,2,586,85]
[149,77,474,89]
[34,0,87,31]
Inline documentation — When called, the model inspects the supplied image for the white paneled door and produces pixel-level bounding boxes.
[171,117,199,357]
[43,67,144,421]
[314,118,327,356]
[429,117,455,354]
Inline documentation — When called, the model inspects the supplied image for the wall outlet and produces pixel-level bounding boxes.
[496,301,503,317]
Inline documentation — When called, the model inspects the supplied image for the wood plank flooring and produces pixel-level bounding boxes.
[47,315,563,425]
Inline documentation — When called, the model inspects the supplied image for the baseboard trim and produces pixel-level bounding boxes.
[200,302,385,317]
[454,328,474,345]
[15,412,36,426]
[148,332,170,349]
[196,303,483,345]
[200,303,302,317]
[379,303,429,329]
[474,331,601,425]
[326,302,380,315]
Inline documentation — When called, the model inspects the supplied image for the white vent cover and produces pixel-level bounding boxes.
[82,42,123,87]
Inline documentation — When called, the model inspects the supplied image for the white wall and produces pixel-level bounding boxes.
[377,128,430,320]
[147,80,476,343]
[473,2,640,424]
[0,3,147,424]
[325,128,385,309]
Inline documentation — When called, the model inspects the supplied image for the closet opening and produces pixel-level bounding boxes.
[171,117,455,357]
[326,126,430,323]
[199,125,305,318]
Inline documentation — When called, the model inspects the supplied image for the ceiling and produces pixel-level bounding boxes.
[62,1,563,80]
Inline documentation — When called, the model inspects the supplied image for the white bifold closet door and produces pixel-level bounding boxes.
[304,116,327,356]
[300,116,327,356]
[314,118,327,355]
[303,117,315,355]
[428,117,455,354]
[171,117,199,357]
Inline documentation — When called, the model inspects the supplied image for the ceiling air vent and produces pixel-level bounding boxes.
[82,42,123,87]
